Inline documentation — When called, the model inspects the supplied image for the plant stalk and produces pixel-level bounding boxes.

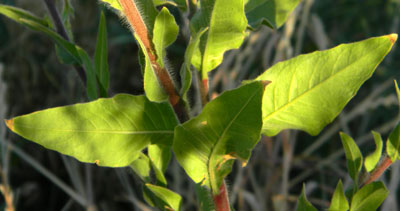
[362,155,393,186]
[213,181,230,211]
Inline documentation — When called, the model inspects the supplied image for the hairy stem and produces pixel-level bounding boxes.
[119,0,189,122]
[42,0,87,85]
[362,155,393,186]
[213,181,230,211]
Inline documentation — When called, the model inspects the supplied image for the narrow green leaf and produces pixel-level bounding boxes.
[0,4,48,26]
[329,180,349,211]
[244,0,301,29]
[76,47,99,100]
[190,0,248,77]
[152,7,179,68]
[180,28,208,98]
[350,182,388,211]
[395,80,400,112]
[148,144,171,173]
[5,94,178,167]
[173,81,265,194]
[340,132,363,183]
[256,34,397,136]
[364,131,383,172]
[144,184,182,211]
[94,11,109,98]
[386,123,400,161]
[99,0,122,12]
[296,184,317,211]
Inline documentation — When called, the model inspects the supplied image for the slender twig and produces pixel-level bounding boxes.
[42,0,87,86]
[362,155,393,186]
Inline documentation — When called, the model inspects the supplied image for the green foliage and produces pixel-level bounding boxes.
[245,0,301,29]
[173,81,264,194]
[144,184,182,211]
[350,182,388,211]
[329,180,349,211]
[296,184,317,211]
[94,11,109,98]
[5,94,178,167]
[340,132,363,184]
[364,131,383,172]
[386,123,400,161]
[190,0,248,78]
[257,35,396,136]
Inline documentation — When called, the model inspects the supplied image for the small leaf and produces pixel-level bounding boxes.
[386,123,400,161]
[98,0,122,12]
[340,132,363,183]
[394,80,400,112]
[364,131,383,172]
[296,184,317,211]
[329,180,349,211]
[145,184,182,211]
[5,94,178,167]
[0,4,48,26]
[148,144,171,173]
[152,7,179,68]
[130,153,152,183]
[245,0,301,29]
[76,47,98,100]
[173,81,265,194]
[94,11,109,98]
[350,182,388,211]
[257,34,397,136]
[190,0,248,77]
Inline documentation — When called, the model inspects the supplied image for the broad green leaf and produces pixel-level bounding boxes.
[329,180,349,211]
[386,123,400,161]
[76,47,99,100]
[148,144,171,173]
[5,94,178,167]
[173,81,265,194]
[94,11,109,98]
[99,0,122,11]
[340,132,363,183]
[244,0,301,29]
[256,34,397,136]
[152,7,179,68]
[144,184,182,211]
[190,0,248,77]
[296,184,317,211]
[364,131,383,172]
[130,153,152,183]
[350,182,388,211]
[180,28,208,98]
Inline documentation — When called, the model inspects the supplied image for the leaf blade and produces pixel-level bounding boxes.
[340,132,363,183]
[5,94,178,167]
[257,34,397,136]
[350,182,388,211]
[364,131,383,172]
[94,11,109,98]
[296,184,317,211]
[328,180,349,211]
[386,123,400,161]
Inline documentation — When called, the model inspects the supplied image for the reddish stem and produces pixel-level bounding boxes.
[200,78,209,106]
[363,155,393,186]
[213,181,230,211]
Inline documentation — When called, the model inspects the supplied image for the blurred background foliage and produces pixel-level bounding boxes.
[0,0,399,210]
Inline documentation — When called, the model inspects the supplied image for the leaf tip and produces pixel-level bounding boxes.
[95,160,100,166]
[4,119,14,131]
[386,33,398,44]
[261,80,271,88]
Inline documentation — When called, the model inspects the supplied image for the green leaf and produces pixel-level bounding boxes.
[340,132,363,183]
[173,81,265,194]
[395,80,400,112]
[152,7,179,68]
[386,123,400,161]
[144,184,182,211]
[94,11,109,98]
[329,180,349,211]
[76,47,99,100]
[256,34,397,136]
[350,182,388,211]
[364,131,383,172]
[99,0,122,12]
[180,28,208,99]
[190,0,248,77]
[130,153,152,183]
[0,4,49,26]
[296,184,317,211]
[148,144,171,173]
[244,0,301,29]
[5,94,179,167]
